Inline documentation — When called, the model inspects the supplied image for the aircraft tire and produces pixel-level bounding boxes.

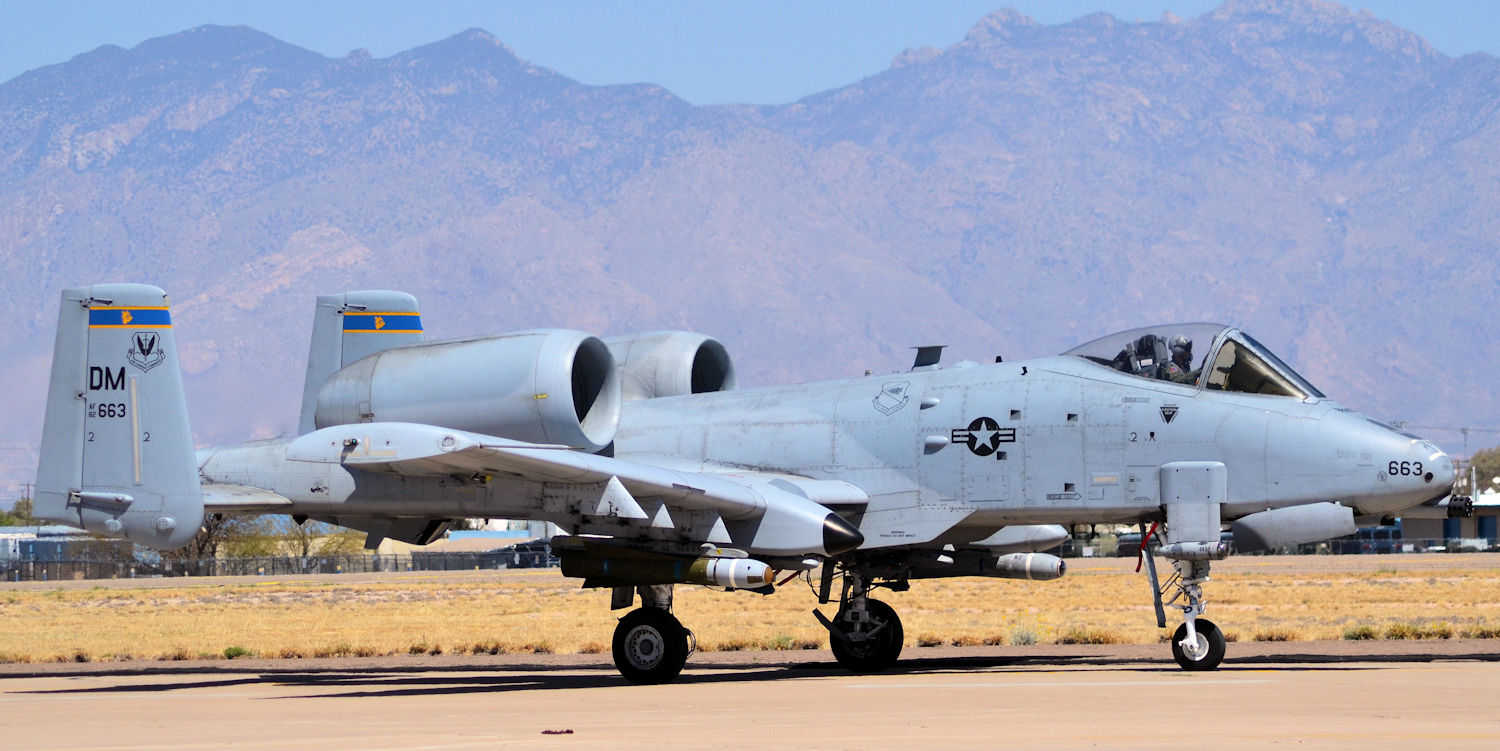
[830,599,904,673]
[1171,618,1226,671]
[613,607,690,684]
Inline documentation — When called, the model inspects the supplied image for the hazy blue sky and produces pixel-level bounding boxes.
[1,1,1497,103]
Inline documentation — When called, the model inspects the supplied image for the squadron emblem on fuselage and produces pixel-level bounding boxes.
[873,382,911,415]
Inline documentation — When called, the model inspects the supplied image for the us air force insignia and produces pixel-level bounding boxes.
[873,382,911,415]
[1160,404,1179,424]
[126,331,165,372]
[951,416,1016,457]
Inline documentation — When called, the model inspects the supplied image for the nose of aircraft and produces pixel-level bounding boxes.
[1406,437,1454,491]
[1426,442,1457,494]
[1359,423,1456,515]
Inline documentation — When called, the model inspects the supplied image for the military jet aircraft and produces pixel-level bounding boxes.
[35,284,1463,683]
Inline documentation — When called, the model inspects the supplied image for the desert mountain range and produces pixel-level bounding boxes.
[1,0,1497,495]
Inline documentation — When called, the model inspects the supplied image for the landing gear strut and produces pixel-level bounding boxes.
[816,567,904,672]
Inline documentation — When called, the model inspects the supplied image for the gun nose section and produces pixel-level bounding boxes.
[1427,444,1456,491]
[1398,438,1456,511]
[1351,419,1458,515]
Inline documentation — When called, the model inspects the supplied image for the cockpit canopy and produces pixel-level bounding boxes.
[1063,323,1324,400]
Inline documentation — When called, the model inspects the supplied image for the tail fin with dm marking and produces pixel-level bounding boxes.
[297,291,423,435]
[34,283,204,549]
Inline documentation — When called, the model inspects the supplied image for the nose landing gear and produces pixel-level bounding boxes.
[1141,523,1230,671]
[1163,559,1225,670]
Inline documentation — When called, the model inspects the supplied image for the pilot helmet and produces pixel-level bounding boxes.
[1169,334,1192,355]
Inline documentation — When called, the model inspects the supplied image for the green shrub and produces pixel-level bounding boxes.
[1251,628,1299,642]
[1010,625,1038,646]
[1383,623,1420,640]
[1056,628,1124,645]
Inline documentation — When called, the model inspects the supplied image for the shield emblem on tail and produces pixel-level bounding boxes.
[127,332,165,372]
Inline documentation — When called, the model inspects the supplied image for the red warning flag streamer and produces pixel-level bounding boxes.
[1135,521,1160,573]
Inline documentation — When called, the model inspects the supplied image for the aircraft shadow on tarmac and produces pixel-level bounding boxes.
[20,649,1492,700]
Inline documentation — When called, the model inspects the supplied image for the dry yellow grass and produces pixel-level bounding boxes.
[2,555,1499,663]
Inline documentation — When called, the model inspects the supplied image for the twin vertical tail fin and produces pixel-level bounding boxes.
[297,291,423,435]
[34,284,204,549]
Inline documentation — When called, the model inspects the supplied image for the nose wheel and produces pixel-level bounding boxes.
[1171,618,1225,670]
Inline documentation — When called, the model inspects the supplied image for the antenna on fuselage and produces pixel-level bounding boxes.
[911,345,946,371]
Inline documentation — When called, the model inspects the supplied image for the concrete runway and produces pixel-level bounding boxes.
[3,644,1498,749]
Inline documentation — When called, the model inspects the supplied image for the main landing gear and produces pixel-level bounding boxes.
[814,565,905,673]
[611,585,695,685]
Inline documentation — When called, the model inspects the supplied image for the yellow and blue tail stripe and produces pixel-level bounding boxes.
[88,307,172,328]
[342,312,423,334]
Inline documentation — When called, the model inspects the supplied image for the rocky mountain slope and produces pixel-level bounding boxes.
[1,0,1496,494]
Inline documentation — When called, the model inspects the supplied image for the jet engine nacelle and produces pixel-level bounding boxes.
[604,331,737,401]
[314,330,621,453]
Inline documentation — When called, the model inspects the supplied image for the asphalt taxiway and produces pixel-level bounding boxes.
[3,642,1497,749]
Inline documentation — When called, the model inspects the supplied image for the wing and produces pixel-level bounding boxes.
[284,421,865,557]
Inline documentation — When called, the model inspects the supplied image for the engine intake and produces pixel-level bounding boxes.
[314,329,620,452]
[604,331,736,401]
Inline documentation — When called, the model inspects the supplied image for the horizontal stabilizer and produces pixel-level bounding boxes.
[309,514,451,546]
[202,483,294,513]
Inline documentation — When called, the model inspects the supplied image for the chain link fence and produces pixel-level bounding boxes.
[1078,536,1494,558]
[3,538,1492,582]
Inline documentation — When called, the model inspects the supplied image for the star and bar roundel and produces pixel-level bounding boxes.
[951,417,1016,457]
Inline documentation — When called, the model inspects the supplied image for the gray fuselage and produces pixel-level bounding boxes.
[199,354,1449,552]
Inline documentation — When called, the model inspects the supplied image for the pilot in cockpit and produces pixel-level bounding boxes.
[1162,335,1199,384]
[1112,334,1174,379]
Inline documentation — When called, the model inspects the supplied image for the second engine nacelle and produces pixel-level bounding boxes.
[314,330,621,453]
[604,331,737,402]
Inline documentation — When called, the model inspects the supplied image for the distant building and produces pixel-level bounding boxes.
[1399,489,1500,545]
[0,525,105,561]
